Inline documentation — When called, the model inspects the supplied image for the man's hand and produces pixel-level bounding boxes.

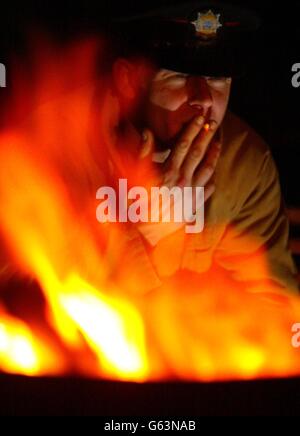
[141,115,221,199]
[164,115,220,195]
[137,116,221,246]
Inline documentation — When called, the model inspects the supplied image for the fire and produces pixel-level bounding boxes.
[0,308,64,376]
[0,37,299,382]
[58,275,148,380]
[0,135,148,381]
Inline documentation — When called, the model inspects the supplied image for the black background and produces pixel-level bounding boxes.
[0,0,300,205]
[1,373,300,416]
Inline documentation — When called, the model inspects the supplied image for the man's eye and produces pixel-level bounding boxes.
[206,77,231,87]
[158,75,188,90]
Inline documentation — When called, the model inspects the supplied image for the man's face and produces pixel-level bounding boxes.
[145,69,232,148]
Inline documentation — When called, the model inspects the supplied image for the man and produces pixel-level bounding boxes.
[0,2,297,298]
[99,1,299,296]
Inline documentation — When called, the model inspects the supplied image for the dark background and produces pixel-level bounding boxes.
[0,0,300,206]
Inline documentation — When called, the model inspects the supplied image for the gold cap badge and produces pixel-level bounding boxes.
[191,10,223,39]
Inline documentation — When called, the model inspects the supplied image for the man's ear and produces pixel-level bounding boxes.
[113,59,136,100]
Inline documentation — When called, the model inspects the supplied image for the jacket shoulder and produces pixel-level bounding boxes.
[222,111,270,165]
[218,112,278,216]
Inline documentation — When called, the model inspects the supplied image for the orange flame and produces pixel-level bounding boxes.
[0,134,148,381]
[0,37,299,382]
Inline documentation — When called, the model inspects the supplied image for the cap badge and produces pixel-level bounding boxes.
[191,10,222,39]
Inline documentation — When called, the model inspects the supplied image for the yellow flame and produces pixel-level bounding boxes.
[0,323,39,375]
[59,275,148,381]
[0,312,64,376]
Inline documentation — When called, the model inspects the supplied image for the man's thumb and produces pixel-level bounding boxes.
[139,129,155,159]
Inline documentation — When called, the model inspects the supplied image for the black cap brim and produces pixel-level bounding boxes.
[113,1,261,77]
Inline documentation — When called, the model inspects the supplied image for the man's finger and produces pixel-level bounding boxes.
[139,128,155,159]
[193,140,221,187]
[190,180,216,215]
[167,115,205,172]
[182,120,218,182]
[204,182,216,202]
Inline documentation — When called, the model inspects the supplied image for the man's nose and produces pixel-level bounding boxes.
[188,77,213,113]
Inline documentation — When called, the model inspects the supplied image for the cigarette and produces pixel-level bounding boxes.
[204,123,210,132]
